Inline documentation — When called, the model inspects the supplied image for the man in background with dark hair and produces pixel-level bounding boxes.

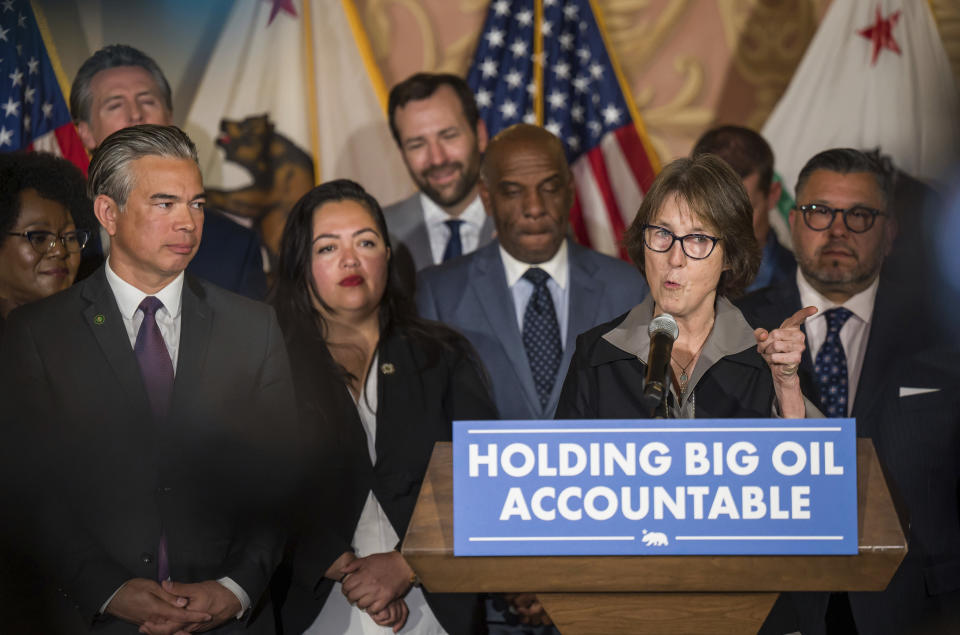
[385,72,494,275]
[70,44,267,299]
[692,125,794,293]
[739,148,960,635]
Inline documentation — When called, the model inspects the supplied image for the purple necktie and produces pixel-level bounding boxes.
[134,296,174,580]
[134,296,174,421]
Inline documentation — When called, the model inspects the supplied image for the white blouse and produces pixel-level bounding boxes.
[305,353,446,635]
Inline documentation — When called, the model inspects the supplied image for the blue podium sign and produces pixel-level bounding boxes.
[453,419,857,556]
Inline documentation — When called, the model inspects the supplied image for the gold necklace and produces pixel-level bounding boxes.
[672,336,708,395]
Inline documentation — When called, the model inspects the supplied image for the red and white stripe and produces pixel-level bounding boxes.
[27,123,90,175]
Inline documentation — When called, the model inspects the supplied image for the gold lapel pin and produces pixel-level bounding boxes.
[94,314,106,325]
[380,362,395,375]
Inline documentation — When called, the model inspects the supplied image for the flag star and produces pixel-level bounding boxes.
[0,125,12,146]
[545,0,558,6]
[563,3,579,19]
[0,25,9,41]
[526,81,537,96]
[559,32,575,50]
[22,114,29,130]
[566,135,580,151]
[480,57,498,79]
[577,46,591,62]
[553,61,571,79]
[493,0,510,16]
[588,120,602,136]
[1,0,13,12]
[580,20,588,31]
[516,10,533,27]
[571,104,584,122]
[499,99,518,120]
[475,88,492,108]
[27,56,38,74]
[509,38,528,58]
[41,101,53,118]
[505,69,523,88]
[485,28,505,48]
[589,62,604,79]
[16,44,21,55]
[547,90,567,109]
[602,104,621,125]
[17,11,26,27]
[24,85,35,103]
[545,120,562,137]
[523,111,537,124]
[592,93,600,104]
[572,75,590,93]
[2,96,20,117]
[9,67,23,87]
[541,20,553,37]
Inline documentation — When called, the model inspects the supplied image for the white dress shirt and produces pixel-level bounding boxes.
[796,269,879,413]
[307,353,445,635]
[421,193,487,265]
[101,259,250,617]
[499,240,570,346]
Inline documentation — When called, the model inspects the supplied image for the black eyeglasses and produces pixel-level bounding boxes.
[641,224,720,260]
[5,229,91,255]
[796,204,886,234]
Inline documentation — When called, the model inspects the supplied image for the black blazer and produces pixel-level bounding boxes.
[278,319,497,635]
[0,267,297,634]
[738,275,960,634]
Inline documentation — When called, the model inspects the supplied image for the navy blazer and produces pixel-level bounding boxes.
[738,275,960,634]
[416,240,648,420]
[0,268,296,634]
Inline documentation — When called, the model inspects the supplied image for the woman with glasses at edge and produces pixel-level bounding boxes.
[556,154,820,422]
[0,152,91,334]
[271,179,496,634]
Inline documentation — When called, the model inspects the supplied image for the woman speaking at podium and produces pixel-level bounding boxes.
[271,180,496,634]
[556,154,817,420]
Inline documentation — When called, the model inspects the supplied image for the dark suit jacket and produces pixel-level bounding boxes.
[416,240,648,420]
[738,275,960,634]
[277,320,497,635]
[0,267,297,633]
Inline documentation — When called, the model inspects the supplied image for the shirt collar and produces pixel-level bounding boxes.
[499,239,569,289]
[796,268,878,325]
[105,258,185,320]
[420,192,486,228]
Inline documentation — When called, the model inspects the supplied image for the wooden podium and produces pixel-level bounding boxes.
[401,439,907,635]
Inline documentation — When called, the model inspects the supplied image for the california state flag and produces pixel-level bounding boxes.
[184,0,411,259]
[762,0,960,198]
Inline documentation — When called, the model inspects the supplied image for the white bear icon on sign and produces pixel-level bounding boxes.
[641,529,668,546]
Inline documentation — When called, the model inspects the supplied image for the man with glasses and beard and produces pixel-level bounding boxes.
[738,148,960,635]
[385,73,494,277]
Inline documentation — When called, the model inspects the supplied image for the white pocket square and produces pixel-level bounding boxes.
[899,386,941,398]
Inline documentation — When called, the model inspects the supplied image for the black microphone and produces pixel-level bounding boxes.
[641,313,679,416]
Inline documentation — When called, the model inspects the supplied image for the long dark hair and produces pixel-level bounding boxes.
[272,179,478,378]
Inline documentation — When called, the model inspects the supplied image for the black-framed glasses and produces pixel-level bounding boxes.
[5,229,91,255]
[641,224,720,260]
[796,204,886,234]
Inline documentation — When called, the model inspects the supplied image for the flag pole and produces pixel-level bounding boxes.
[301,0,322,184]
[533,0,544,125]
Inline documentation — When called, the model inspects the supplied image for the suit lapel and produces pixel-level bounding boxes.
[80,268,150,413]
[472,245,542,416]
[169,275,212,418]
[550,243,602,407]
[852,279,904,423]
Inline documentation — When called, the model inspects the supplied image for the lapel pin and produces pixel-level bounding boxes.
[94,314,106,325]
[380,362,395,375]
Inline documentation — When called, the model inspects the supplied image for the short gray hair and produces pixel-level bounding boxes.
[87,124,199,207]
[70,44,173,124]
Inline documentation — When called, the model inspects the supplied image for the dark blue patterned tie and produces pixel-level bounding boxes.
[522,268,562,411]
[442,219,464,262]
[815,307,853,417]
[134,296,174,581]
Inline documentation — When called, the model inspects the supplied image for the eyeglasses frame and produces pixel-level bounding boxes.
[640,223,721,260]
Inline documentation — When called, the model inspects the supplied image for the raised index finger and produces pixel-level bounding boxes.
[780,305,817,330]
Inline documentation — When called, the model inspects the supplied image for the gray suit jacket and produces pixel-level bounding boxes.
[384,192,496,271]
[416,240,648,420]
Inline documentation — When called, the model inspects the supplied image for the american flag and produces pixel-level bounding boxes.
[467,0,660,259]
[0,0,88,171]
